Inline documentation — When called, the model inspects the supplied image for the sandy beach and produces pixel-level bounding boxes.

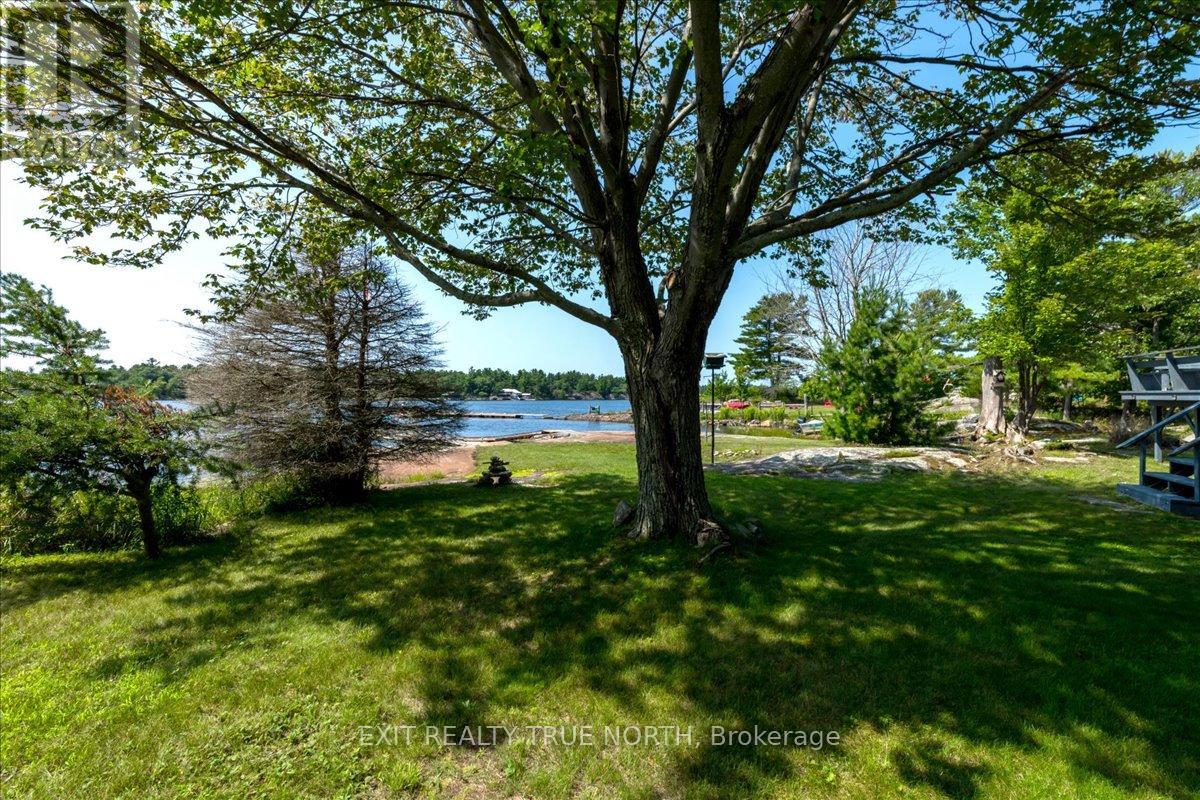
[376,429,636,485]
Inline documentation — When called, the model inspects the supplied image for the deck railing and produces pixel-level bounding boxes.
[1115,400,1200,506]
[1115,347,1200,515]
[1123,350,1200,396]
[1115,401,1200,451]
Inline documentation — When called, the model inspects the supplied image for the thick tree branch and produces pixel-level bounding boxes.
[457,0,609,216]
[732,69,1077,258]
[590,0,632,179]
[725,2,859,235]
[634,19,692,204]
[759,74,827,227]
[66,4,616,333]
[689,0,724,148]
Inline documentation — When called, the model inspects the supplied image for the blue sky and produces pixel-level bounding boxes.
[2,125,1195,374]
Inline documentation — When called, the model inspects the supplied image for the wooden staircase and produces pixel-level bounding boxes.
[1116,456,1200,518]
[1115,349,1200,518]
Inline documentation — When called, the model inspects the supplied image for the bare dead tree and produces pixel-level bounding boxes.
[776,223,929,346]
[190,245,459,500]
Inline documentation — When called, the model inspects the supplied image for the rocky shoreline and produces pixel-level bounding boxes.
[556,411,634,423]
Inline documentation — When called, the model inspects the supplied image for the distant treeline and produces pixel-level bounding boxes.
[100,362,627,401]
[439,368,627,399]
[99,360,196,400]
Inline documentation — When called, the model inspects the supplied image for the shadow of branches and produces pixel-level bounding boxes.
[4,466,1198,797]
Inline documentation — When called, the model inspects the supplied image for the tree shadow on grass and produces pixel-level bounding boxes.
[0,532,248,614]
[674,470,1199,797]
[5,466,1199,798]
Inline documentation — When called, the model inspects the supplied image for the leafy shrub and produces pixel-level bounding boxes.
[202,472,322,521]
[1,472,315,555]
[2,487,123,553]
[1,481,207,554]
[152,483,212,544]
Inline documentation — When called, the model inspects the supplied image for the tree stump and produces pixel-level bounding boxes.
[979,356,1007,435]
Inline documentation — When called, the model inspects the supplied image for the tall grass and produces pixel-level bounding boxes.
[709,405,803,427]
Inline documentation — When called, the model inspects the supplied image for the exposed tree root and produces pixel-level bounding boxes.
[698,541,734,565]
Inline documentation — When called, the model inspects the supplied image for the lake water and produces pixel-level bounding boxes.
[161,398,634,439]
[458,399,632,439]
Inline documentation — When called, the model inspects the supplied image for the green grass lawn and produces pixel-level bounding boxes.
[3,441,1198,799]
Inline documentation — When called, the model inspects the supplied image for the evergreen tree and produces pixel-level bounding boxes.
[190,242,459,501]
[909,288,977,392]
[815,290,937,445]
[0,274,203,557]
[730,293,810,397]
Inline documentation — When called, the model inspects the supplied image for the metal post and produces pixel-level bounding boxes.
[1152,404,1163,462]
[702,353,725,465]
[1192,407,1200,503]
[710,367,716,464]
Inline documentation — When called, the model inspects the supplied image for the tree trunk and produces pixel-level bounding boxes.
[1013,362,1039,432]
[318,283,350,495]
[622,345,713,542]
[1111,398,1137,444]
[979,356,1006,435]
[133,485,161,559]
[353,274,372,491]
[1061,380,1074,422]
[321,472,367,503]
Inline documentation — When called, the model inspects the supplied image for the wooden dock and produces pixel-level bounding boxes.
[462,412,536,419]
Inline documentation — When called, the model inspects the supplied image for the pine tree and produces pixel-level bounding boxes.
[191,244,459,500]
[816,290,937,445]
[730,293,811,397]
[0,274,203,557]
[909,288,977,394]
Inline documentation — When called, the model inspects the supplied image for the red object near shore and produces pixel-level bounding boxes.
[722,400,751,409]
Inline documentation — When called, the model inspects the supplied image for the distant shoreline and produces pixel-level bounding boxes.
[462,410,633,423]
[450,396,628,402]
